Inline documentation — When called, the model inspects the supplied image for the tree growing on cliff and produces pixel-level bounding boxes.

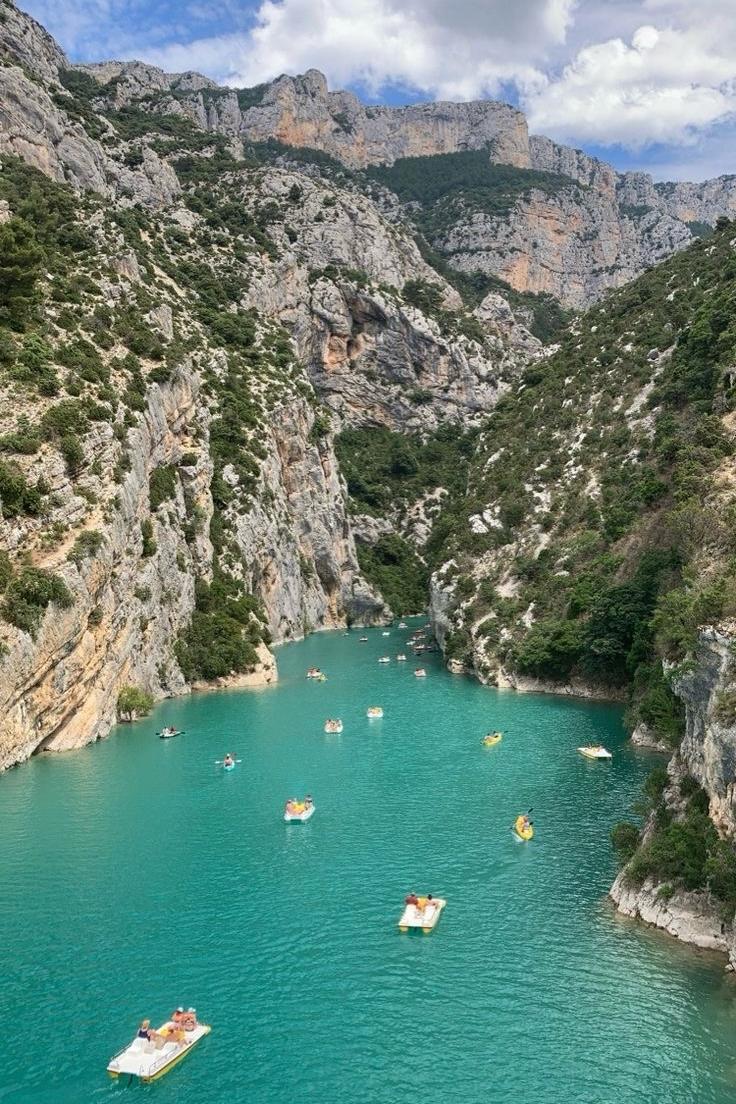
[117,685,154,722]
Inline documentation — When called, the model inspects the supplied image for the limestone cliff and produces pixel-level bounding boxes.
[0,2,539,770]
[608,627,736,960]
[72,54,736,308]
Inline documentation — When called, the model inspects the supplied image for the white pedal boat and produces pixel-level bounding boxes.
[366,706,383,718]
[396,654,406,661]
[382,631,391,636]
[107,1021,210,1083]
[577,745,612,760]
[378,656,390,664]
[414,668,427,678]
[284,800,315,822]
[398,897,446,933]
[324,719,343,733]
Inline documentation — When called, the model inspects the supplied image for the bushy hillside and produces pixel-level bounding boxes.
[434,218,736,735]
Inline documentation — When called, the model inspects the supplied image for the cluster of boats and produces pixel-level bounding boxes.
[133,620,619,1087]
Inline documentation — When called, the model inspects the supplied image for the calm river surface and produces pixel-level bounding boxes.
[3,622,736,1102]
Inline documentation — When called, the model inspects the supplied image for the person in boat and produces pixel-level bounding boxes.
[171,1007,185,1025]
[138,1019,152,1040]
[305,794,313,808]
[405,892,418,906]
[223,754,234,767]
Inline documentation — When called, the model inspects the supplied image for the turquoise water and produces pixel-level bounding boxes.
[3,623,736,1103]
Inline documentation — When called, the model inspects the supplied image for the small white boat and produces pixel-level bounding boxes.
[367,706,383,718]
[414,668,427,678]
[398,621,408,628]
[378,656,390,664]
[396,654,406,661]
[359,637,368,643]
[577,745,612,760]
[398,896,446,933]
[306,668,324,680]
[382,630,390,636]
[324,719,343,733]
[107,1019,210,1083]
[158,727,184,739]
[284,799,315,823]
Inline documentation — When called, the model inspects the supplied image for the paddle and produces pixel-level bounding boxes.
[214,759,242,765]
[511,807,534,829]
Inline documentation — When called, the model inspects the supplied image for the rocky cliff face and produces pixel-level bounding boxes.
[79,63,531,171]
[672,629,736,836]
[608,627,736,959]
[72,53,736,308]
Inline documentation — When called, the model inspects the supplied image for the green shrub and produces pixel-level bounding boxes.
[514,619,584,681]
[41,400,88,440]
[149,465,177,510]
[2,567,73,636]
[117,685,154,721]
[175,574,262,681]
[60,435,85,475]
[0,460,44,517]
[356,534,428,616]
[0,550,12,593]
[0,217,45,328]
[9,333,59,395]
[67,530,104,564]
[644,766,669,804]
[611,822,641,863]
[140,518,157,558]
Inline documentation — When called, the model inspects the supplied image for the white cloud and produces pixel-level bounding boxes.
[525,8,736,149]
[137,0,575,100]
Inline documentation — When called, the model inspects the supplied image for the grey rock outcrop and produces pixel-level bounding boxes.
[671,627,736,835]
[239,169,536,429]
[0,65,113,193]
[0,0,67,83]
[610,873,729,953]
[230,397,385,640]
[609,627,736,959]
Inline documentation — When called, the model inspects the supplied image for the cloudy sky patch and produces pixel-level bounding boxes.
[20,0,736,180]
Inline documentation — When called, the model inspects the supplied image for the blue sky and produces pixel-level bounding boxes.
[21,0,736,181]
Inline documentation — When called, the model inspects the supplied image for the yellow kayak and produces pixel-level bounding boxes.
[482,732,502,747]
[513,814,533,841]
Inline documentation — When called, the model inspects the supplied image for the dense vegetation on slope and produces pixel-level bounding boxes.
[335,426,475,612]
[367,149,575,237]
[436,218,736,728]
